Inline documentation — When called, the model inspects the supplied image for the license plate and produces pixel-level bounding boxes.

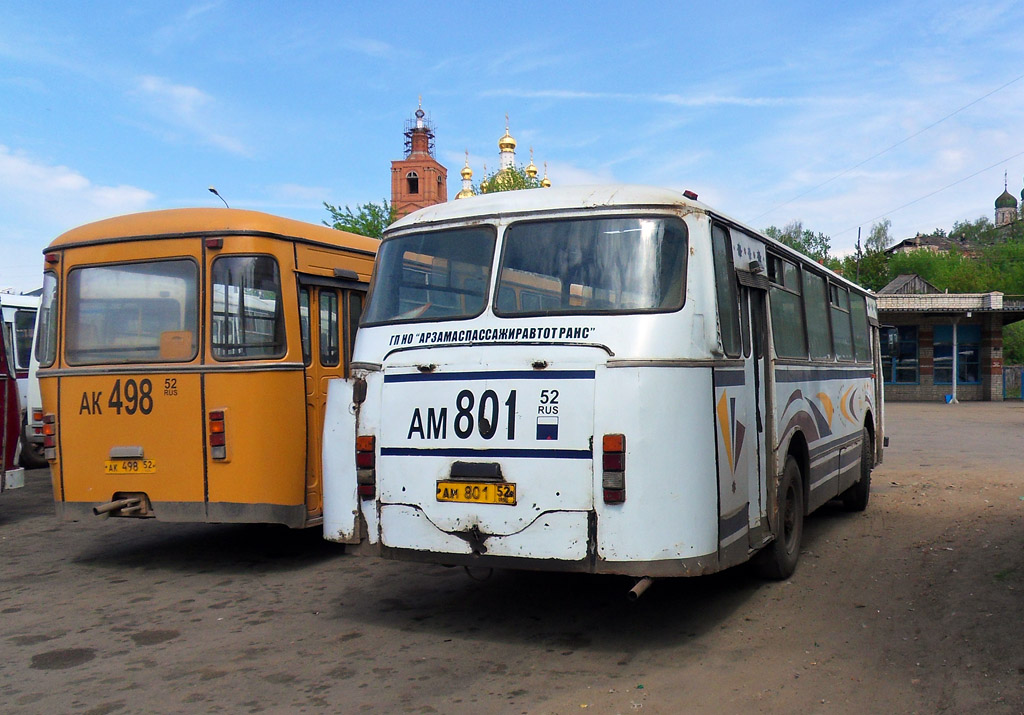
[436,480,516,506]
[104,459,157,475]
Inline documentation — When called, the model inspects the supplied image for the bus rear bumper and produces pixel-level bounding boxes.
[55,499,310,528]
[368,503,722,578]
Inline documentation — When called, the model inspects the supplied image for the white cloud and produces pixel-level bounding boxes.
[482,88,798,108]
[134,75,249,155]
[0,146,154,292]
[341,38,395,59]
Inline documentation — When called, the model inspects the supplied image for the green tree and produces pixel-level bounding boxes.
[323,199,396,239]
[838,249,891,291]
[1005,321,1024,365]
[864,219,893,253]
[476,165,542,194]
[763,221,832,263]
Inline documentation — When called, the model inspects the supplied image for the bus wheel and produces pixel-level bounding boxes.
[753,455,804,580]
[842,428,872,512]
[19,429,47,469]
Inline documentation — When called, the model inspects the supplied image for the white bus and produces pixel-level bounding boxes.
[322,185,884,586]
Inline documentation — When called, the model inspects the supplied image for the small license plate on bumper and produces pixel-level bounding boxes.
[104,459,157,475]
[436,480,516,506]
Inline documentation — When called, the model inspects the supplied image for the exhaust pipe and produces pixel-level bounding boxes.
[93,497,143,516]
[627,576,654,602]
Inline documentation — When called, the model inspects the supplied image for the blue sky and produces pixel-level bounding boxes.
[3,1,1024,292]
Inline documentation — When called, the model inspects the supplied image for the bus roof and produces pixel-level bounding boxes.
[390,184,711,231]
[46,208,379,254]
[0,293,40,310]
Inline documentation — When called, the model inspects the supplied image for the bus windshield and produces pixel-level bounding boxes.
[66,260,198,365]
[496,216,688,316]
[362,226,495,326]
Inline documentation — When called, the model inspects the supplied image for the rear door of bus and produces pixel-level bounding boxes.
[299,281,364,519]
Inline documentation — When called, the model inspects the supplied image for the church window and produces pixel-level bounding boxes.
[406,171,419,195]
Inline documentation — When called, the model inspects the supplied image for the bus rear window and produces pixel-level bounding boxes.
[362,227,495,326]
[66,260,198,365]
[211,256,285,360]
[496,216,687,316]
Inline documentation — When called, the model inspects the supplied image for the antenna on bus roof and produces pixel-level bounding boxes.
[208,186,229,208]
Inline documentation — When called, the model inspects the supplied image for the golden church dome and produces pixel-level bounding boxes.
[498,128,517,152]
[526,147,538,178]
[461,163,473,180]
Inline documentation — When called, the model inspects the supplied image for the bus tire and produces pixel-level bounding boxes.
[753,455,804,580]
[19,427,47,469]
[842,427,872,512]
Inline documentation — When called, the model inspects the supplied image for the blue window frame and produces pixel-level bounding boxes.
[881,326,918,384]
[934,324,981,385]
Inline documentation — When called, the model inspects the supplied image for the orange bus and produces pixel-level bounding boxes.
[37,208,377,527]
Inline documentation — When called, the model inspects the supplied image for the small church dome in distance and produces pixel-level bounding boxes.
[996,189,1017,209]
[526,147,538,179]
[461,162,473,180]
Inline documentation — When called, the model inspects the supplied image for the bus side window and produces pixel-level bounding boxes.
[829,283,854,360]
[801,270,832,360]
[768,254,808,358]
[711,224,741,358]
[319,290,340,367]
[299,288,311,366]
[850,292,871,362]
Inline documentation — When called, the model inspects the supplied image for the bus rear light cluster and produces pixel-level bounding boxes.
[42,413,57,461]
[208,410,227,460]
[356,435,376,499]
[31,409,44,438]
[602,433,626,504]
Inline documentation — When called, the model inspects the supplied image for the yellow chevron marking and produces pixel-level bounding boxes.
[839,386,854,423]
[716,390,732,470]
[817,392,834,428]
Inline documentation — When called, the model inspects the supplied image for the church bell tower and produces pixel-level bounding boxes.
[391,99,448,220]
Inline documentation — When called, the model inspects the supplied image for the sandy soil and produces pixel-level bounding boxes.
[0,402,1021,714]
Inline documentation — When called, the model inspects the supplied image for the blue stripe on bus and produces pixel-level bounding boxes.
[719,506,749,541]
[714,369,746,387]
[775,368,873,383]
[384,369,596,383]
[381,447,592,460]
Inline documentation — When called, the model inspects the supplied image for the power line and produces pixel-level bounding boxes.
[752,71,1024,223]
[832,149,1024,238]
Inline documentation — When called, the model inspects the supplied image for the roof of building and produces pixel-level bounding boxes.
[885,233,957,255]
[878,274,941,295]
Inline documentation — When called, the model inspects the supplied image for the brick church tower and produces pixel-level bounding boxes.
[391,100,447,220]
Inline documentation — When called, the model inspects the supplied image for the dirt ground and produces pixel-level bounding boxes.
[0,402,1021,714]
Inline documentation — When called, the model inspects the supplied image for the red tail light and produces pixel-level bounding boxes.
[356,435,376,499]
[602,433,626,504]
[43,413,57,460]
[208,410,227,460]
